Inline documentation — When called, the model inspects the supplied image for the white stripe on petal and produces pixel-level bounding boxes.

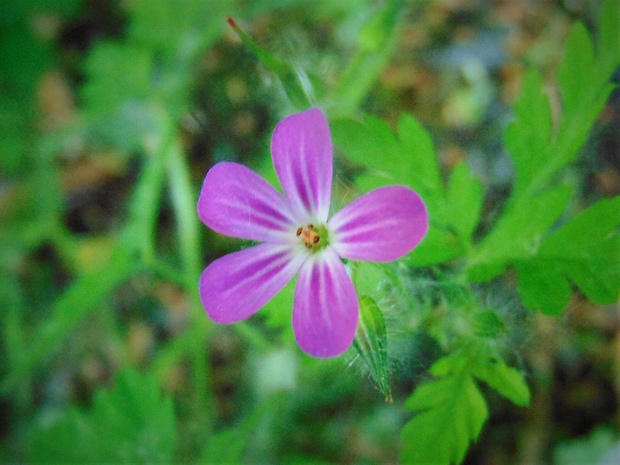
[292,248,359,358]
[271,108,333,223]
[329,186,428,262]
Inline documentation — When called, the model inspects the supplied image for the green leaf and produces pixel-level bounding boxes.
[479,5,620,287]
[407,227,463,267]
[472,359,530,407]
[333,112,446,216]
[516,196,620,314]
[506,2,620,201]
[563,237,619,304]
[334,114,446,252]
[557,22,595,113]
[446,162,484,245]
[552,82,614,176]
[430,353,472,378]
[598,0,620,71]
[472,309,506,339]
[334,112,462,268]
[353,296,391,401]
[80,42,158,150]
[515,261,572,315]
[504,69,552,196]
[397,113,445,216]
[539,196,620,255]
[82,42,153,114]
[544,0,620,193]
[28,370,177,464]
[128,0,227,60]
[331,115,400,183]
[401,375,488,465]
[468,186,571,281]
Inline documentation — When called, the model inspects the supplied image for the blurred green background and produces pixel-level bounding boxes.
[1,0,618,463]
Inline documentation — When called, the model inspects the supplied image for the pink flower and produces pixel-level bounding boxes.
[198,108,428,357]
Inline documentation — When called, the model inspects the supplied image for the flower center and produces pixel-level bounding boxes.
[296,223,328,252]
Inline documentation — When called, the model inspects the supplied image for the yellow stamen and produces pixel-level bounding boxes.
[298,224,321,249]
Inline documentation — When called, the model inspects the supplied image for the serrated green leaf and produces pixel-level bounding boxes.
[28,370,177,464]
[80,41,158,150]
[552,81,615,174]
[128,0,227,60]
[540,196,620,255]
[331,116,400,180]
[488,5,620,298]
[407,226,463,266]
[504,69,552,196]
[404,376,458,412]
[472,309,505,339]
[334,113,456,268]
[397,114,445,215]
[516,197,620,314]
[353,296,391,401]
[510,3,620,201]
[401,375,488,465]
[333,112,445,221]
[82,42,153,113]
[468,186,571,281]
[430,354,471,378]
[545,1,620,190]
[465,261,508,283]
[472,359,530,407]
[446,162,484,244]
[560,236,620,305]
[353,172,395,194]
[557,22,595,112]
[515,260,572,315]
[597,0,620,73]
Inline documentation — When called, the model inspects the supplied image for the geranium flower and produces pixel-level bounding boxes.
[198,108,428,357]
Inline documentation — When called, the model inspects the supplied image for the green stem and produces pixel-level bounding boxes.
[125,107,173,262]
[160,125,215,438]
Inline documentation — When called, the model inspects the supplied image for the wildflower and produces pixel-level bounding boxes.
[198,108,428,357]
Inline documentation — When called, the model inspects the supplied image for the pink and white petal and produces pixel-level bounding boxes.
[271,108,332,223]
[200,243,305,324]
[328,186,428,262]
[292,248,359,358]
[198,162,295,243]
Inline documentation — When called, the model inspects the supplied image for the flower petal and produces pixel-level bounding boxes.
[328,186,428,262]
[198,162,295,242]
[292,248,359,358]
[200,243,305,324]
[271,108,332,223]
